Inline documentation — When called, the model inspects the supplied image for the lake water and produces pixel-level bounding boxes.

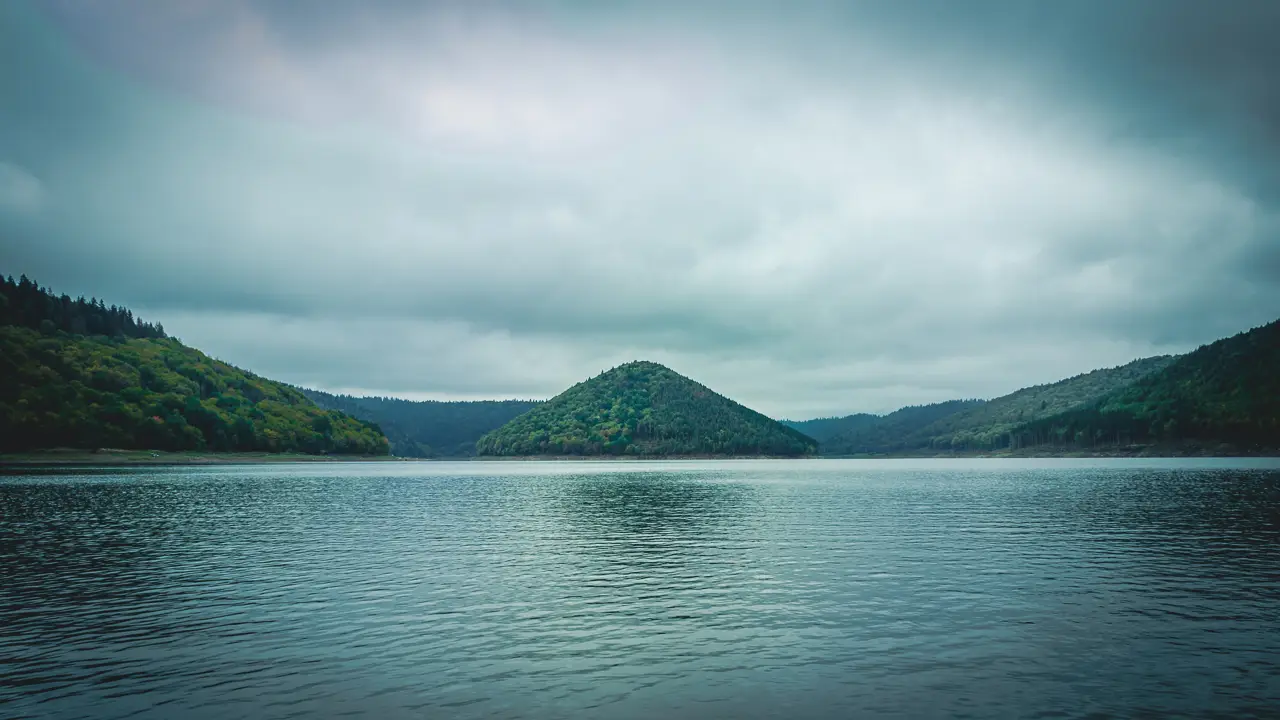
[2,459,1279,719]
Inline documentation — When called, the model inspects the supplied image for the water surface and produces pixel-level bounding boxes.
[3,459,1279,718]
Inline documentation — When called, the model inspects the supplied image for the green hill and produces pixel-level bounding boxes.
[0,274,389,455]
[1013,319,1280,451]
[475,361,816,457]
[820,400,984,456]
[302,389,540,457]
[908,355,1176,452]
[817,356,1174,455]
[782,413,879,443]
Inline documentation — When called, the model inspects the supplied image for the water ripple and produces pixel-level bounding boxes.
[2,459,1279,719]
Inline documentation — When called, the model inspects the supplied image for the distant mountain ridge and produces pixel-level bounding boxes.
[782,413,879,443]
[477,361,816,457]
[819,400,986,456]
[302,389,540,457]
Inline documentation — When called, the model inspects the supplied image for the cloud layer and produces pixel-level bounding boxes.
[3,1,1278,418]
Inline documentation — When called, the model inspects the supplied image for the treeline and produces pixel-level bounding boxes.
[302,388,540,457]
[905,356,1175,452]
[477,361,816,457]
[1009,320,1280,452]
[810,323,1277,456]
[0,276,388,455]
[819,400,984,456]
[1,274,165,339]
[0,327,389,454]
[816,357,1173,455]
[782,413,878,443]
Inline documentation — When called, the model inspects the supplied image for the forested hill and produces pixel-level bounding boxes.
[0,276,388,455]
[782,413,879,443]
[817,355,1174,455]
[903,355,1177,452]
[1013,319,1280,452]
[302,389,540,457]
[820,400,984,456]
[476,361,816,457]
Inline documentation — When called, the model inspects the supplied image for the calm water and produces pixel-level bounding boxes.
[2,459,1279,719]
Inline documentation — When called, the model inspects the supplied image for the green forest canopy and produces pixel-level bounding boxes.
[477,361,816,457]
[782,413,880,443]
[817,356,1175,455]
[907,356,1176,452]
[302,388,540,457]
[819,400,985,456]
[1,274,165,339]
[0,274,388,455]
[1013,319,1280,451]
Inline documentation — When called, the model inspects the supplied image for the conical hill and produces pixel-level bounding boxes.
[476,361,816,457]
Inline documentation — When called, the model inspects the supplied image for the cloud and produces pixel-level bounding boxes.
[0,163,45,214]
[4,1,1279,417]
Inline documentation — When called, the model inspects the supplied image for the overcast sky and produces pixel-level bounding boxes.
[2,1,1278,418]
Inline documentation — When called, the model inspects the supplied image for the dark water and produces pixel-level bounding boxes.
[2,459,1280,719]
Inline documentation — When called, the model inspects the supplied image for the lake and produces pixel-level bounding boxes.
[2,459,1279,719]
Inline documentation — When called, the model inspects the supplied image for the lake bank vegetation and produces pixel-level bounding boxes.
[301,389,539,457]
[0,275,389,456]
[4,272,1275,460]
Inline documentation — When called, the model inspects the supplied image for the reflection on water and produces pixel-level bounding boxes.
[551,472,757,558]
[2,460,1279,719]
[555,472,756,532]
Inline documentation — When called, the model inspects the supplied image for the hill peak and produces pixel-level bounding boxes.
[604,360,671,373]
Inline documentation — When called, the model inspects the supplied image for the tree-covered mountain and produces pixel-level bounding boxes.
[782,413,879,443]
[820,400,984,456]
[0,276,388,455]
[1011,319,1280,452]
[905,355,1177,452]
[476,361,816,457]
[816,355,1175,455]
[302,389,540,457]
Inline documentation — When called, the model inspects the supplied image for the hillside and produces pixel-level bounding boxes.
[0,275,389,455]
[908,355,1177,451]
[782,413,879,443]
[476,361,816,457]
[820,400,984,456]
[1013,319,1280,451]
[302,389,540,457]
[816,356,1175,455]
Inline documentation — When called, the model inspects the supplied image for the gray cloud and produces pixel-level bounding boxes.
[3,0,1278,418]
[0,163,44,214]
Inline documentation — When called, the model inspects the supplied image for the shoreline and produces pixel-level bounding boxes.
[821,446,1280,459]
[4,447,1277,467]
[0,449,401,467]
[0,451,814,466]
